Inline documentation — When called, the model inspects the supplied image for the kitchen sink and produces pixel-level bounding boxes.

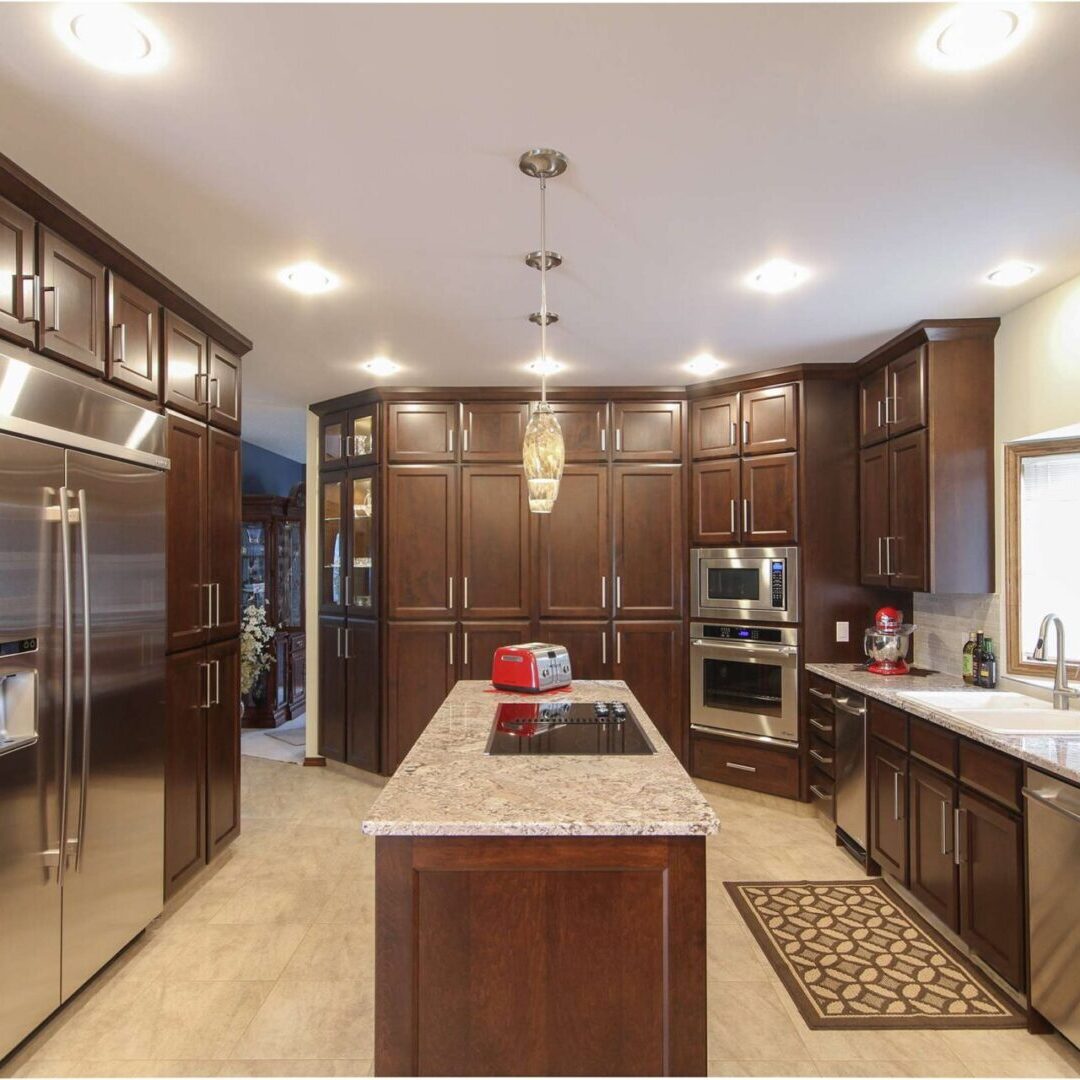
[897,690,1080,736]
[897,691,1051,712]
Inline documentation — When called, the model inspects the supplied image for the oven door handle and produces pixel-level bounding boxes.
[690,640,798,663]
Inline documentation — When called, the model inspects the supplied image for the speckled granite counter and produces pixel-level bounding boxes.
[362,679,720,837]
[806,662,1080,785]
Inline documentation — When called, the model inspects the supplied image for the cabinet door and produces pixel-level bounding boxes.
[741,452,798,545]
[347,405,378,466]
[386,402,457,462]
[0,196,36,347]
[461,621,532,681]
[536,620,610,679]
[612,401,682,461]
[319,473,347,614]
[461,402,529,461]
[106,273,159,399]
[165,416,208,653]
[869,738,908,884]
[346,620,380,772]
[163,310,210,420]
[164,648,207,898]
[318,618,347,762]
[288,635,306,716]
[740,384,797,455]
[546,401,608,461]
[613,621,685,760]
[888,429,929,591]
[859,368,889,447]
[346,468,378,617]
[38,228,105,375]
[909,762,959,931]
[320,410,348,470]
[859,443,890,587]
[538,465,609,618]
[206,637,241,859]
[387,466,458,619]
[958,790,1025,990]
[208,340,242,434]
[690,394,740,460]
[691,460,740,544]
[386,622,456,770]
[207,430,242,641]
[612,465,683,619]
[888,346,927,438]
[461,466,530,618]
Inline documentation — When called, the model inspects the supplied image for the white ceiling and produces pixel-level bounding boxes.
[2,3,1079,462]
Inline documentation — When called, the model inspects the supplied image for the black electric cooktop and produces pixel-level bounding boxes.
[485,701,656,756]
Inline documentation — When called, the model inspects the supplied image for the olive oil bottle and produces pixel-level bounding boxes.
[978,637,998,689]
[962,631,977,685]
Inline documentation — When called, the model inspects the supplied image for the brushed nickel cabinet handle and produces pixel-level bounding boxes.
[954,807,967,865]
[447,428,454,453]
[742,419,749,445]
[730,500,736,534]
[615,576,622,609]
[194,371,209,406]
[463,631,469,666]
[601,631,607,665]
[448,630,454,667]
[809,717,832,733]
[876,400,883,429]
[893,770,904,821]
[210,377,221,409]
[344,576,350,607]
[215,582,222,628]
[336,626,342,659]
[600,428,606,453]
[344,629,351,660]
[20,274,39,322]
[201,661,212,709]
[601,576,607,609]
[213,659,221,707]
[726,761,756,773]
[810,749,833,766]
[448,576,454,610]
[113,323,126,364]
[743,498,749,534]
[616,631,622,665]
[463,577,469,609]
[43,285,60,332]
[941,800,952,856]
[808,687,833,704]
[730,421,737,447]
[810,784,831,799]
[463,429,469,452]
[203,583,214,629]
[615,428,622,452]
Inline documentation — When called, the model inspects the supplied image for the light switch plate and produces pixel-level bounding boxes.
[836,621,850,643]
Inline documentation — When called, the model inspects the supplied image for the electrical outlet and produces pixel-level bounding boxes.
[836,621,850,643]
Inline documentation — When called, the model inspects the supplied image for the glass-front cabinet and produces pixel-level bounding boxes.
[320,404,378,470]
[241,522,268,611]
[320,467,377,615]
[349,470,376,613]
[321,475,345,609]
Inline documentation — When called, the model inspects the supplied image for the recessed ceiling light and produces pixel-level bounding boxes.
[747,258,809,295]
[986,260,1038,286]
[526,358,563,376]
[919,4,1032,71]
[278,261,338,295]
[362,357,401,377]
[685,353,725,377]
[53,4,167,74]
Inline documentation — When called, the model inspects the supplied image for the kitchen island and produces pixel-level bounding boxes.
[362,679,719,1077]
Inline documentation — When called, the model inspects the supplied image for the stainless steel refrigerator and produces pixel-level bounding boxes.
[0,348,168,1059]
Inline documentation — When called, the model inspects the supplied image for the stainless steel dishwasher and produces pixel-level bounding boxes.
[833,690,867,855]
[1025,768,1080,1048]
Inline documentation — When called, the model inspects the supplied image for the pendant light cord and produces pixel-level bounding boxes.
[539,175,548,404]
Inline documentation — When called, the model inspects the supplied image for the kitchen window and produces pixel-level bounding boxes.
[1005,437,1080,675]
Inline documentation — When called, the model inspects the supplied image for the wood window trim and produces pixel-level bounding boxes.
[1005,436,1080,677]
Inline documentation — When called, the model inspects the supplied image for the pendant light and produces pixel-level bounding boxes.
[519,148,567,514]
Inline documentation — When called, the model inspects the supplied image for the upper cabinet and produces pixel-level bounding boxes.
[690,394,739,460]
[0,196,36,348]
[461,402,529,461]
[208,340,242,434]
[107,273,159,399]
[320,405,378,470]
[741,384,798,455]
[611,401,682,461]
[387,402,457,462]
[860,346,926,446]
[546,401,608,461]
[163,310,209,419]
[37,228,106,375]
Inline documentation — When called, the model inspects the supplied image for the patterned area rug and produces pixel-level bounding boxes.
[725,879,1025,1030]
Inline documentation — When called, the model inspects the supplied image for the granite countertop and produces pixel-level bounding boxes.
[362,680,721,838]
[806,662,1080,785]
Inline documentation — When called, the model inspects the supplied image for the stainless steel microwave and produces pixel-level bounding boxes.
[690,546,799,623]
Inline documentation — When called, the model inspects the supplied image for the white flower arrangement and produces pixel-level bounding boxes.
[240,604,277,697]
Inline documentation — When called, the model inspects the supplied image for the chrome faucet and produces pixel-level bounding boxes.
[1031,613,1080,710]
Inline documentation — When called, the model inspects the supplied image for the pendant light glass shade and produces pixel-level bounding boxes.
[522,402,564,514]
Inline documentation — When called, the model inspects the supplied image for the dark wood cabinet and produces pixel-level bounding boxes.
[908,761,959,930]
[38,228,105,375]
[166,415,209,654]
[461,621,532,680]
[318,618,347,762]
[461,402,529,461]
[858,443,890,587]
[320,405,378,470]
[690,394,739,460]
[691,730,800,798]
[461,466,530,618]
[387,466,458,619]
[387,402,457,462]
[536,620,610,678]
[612,465,682,619]
[546,401,608,461]
[859,368,889,447]
[740,384,797,455]
[386,621,456,771]
[887,346,927,438]
[869,737,908,884]
[741,452,798,544]
[106,273,159,399]
[207,429,242,641]
[611,401,682,461]
[538,465,609,618]
[208,340,242,434]
[346,620,380,772]
[887,429,929,591]
[691,460,740,544]
[162,309,210,420]
[206,637,241,859]
[613,620,684,760]
[0,196,37,348]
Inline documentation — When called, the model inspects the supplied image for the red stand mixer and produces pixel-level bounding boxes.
[864,606,916,676]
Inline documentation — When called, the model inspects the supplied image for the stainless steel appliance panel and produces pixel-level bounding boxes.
[0,433,64,1059]
[691,546,799,623]
[60,450,166,1001]
[1025,769,1080,1049]
[833,691,867,850]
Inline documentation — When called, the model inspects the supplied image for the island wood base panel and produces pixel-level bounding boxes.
[374,834,707,1076]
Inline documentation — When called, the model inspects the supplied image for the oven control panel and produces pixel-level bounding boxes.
[771,560,785,607]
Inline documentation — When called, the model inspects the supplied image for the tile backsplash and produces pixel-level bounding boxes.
[911,593,1003,676]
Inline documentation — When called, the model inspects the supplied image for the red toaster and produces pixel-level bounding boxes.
[491,643,572,692]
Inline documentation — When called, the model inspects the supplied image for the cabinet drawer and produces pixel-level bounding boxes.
[809,735,836,779]
[809,767,835,820]
[807,703,836,745]
[959,739,1022,813]
[909,716,957,777]
[868,699,908,751]
[691,732,799,799]
[807,675,836,711]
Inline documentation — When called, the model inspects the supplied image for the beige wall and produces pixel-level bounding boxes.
[304,410,321,759]
[913,271,1080,687]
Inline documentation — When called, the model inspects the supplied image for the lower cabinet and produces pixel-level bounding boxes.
[461,621,532,681]
[537,620,610,678]
[908,760,958,929]
[319,617,380,772]
[869,737,909,884]
[612,620,685,760]
[691,730,799,798]
[164,637,241,899]
[386,621,455,772]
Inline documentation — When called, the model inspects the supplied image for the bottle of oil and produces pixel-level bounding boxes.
[978,638,998,689]
[962,631,977,685]
[972,633,985,687]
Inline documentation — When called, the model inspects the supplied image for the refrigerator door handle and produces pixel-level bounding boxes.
[73,489,91,871]
[55,486,75,887]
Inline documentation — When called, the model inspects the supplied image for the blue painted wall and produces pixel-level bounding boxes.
[242,440,304,496]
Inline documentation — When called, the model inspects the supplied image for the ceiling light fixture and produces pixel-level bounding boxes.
[747,258,809,295]
[278,261,338,295]
[986,260,1038,286]
[919,4,1032,71]
[362,357,401,376]
[526,358,564,376]
[519,148,568,515]
[685,353,725,377]
[54,4,167,74]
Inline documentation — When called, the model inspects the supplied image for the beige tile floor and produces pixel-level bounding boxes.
[3,757,1079,1079]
